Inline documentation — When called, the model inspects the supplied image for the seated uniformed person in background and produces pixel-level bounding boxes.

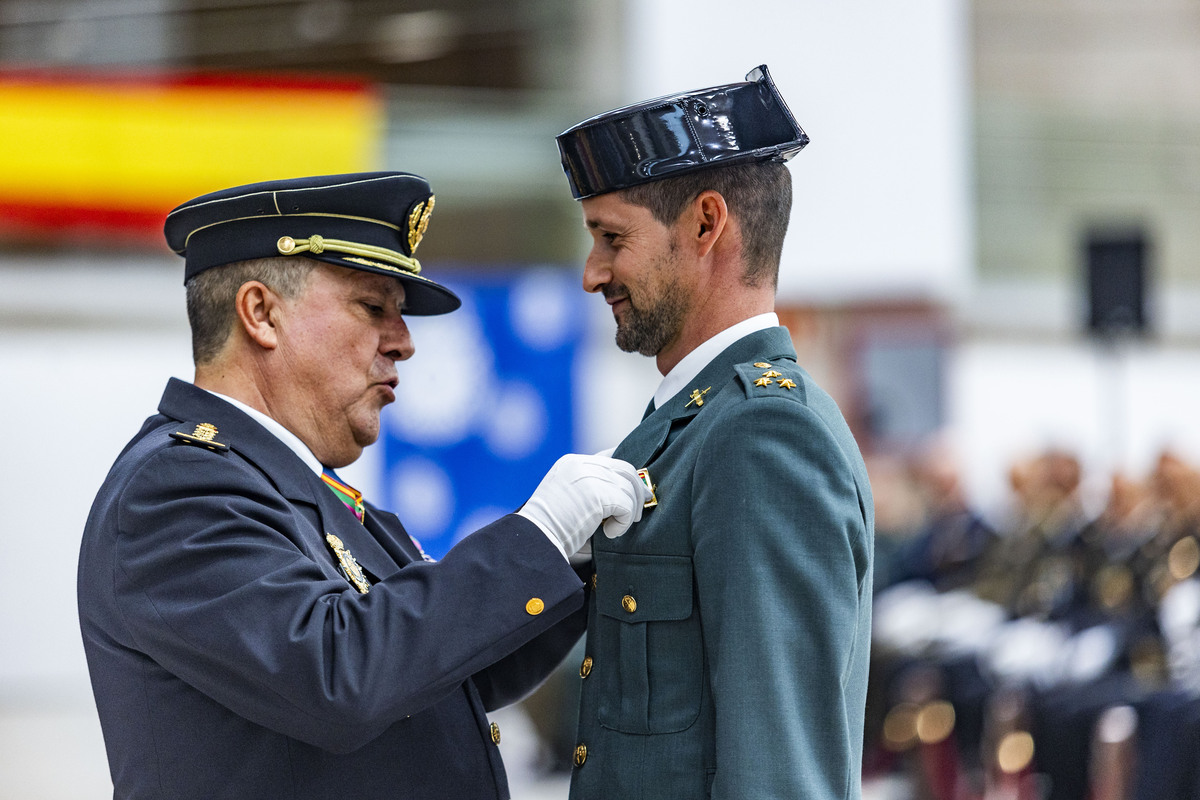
[77,171,649,800]
[871,448,1200,800]
[555,66,875,800]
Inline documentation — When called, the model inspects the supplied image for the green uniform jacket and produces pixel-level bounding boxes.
[569,326,875,800]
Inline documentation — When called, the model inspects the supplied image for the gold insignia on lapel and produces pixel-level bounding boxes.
[761,370,782,379]
[169,422,229,452]
[325,533,371,594]
[778,378,798,390]
[753,362,772,369]
[685,386,711,408]
[408,195,435,253]
[637,468,658,508]
[754,377,773,387]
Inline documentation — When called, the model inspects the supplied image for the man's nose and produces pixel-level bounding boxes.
[582,248,610,294]
[382,316,415,362]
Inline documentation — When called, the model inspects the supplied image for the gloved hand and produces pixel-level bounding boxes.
[517,454,650,560]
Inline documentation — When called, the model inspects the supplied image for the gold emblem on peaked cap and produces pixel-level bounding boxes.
[408,195,435,253]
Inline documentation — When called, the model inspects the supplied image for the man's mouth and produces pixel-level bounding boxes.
[374,377,399,402]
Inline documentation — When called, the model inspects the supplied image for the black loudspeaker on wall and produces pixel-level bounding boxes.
[1085,229,1150,337]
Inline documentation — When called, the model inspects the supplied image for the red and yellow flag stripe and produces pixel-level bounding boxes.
[0,69,383,243]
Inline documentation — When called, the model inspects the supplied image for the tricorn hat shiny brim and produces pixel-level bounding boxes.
[164,172,461,316]
[556,65,809,200]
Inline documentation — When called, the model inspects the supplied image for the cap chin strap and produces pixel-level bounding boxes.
[276,234,421,276]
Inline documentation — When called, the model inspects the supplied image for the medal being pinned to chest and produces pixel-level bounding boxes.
[637,468,659,509]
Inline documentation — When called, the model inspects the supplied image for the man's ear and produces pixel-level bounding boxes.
[234,281,281,350]
[688,190,729,258]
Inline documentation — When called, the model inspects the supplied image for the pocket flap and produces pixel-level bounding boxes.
[595,551,693,622]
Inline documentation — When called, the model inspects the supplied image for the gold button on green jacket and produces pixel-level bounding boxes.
[570,326,875,800]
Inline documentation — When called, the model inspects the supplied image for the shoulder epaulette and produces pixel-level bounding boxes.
[169,421,230,453]
[733,360,807,402]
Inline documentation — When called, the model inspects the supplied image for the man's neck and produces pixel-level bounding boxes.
[195,360,270,417]
[655,297,776,375]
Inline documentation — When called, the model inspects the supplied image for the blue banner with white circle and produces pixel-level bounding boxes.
[379,268,585,559]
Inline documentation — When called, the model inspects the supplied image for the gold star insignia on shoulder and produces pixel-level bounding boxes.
[754,377,773,387]
[169,422,229,452]
[761,370,782,379]
[685,386,711,408]
[753,362,772,369]
[325,533,371,594]
[778,378,798,390]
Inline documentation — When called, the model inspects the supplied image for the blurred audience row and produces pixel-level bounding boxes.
[867,444,1200,800]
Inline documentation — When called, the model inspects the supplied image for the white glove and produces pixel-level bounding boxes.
[517,454,650,560]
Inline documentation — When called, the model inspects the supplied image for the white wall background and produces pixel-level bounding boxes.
[625,0,973,304]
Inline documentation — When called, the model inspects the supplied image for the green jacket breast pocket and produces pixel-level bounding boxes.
[594,551,703,734]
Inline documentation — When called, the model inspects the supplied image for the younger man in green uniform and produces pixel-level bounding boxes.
[556,66,876,800]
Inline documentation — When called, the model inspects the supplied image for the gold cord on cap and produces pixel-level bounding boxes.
[276,235,422,275]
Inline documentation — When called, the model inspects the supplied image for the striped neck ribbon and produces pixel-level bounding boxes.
[321,468,365,524]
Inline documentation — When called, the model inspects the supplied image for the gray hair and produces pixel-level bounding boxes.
[184,257,316,365]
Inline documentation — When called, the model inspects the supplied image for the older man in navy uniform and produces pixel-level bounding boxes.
[77,171,648,799]
[556,67,875,799]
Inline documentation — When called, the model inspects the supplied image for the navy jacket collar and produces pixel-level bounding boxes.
[156,378,421,574]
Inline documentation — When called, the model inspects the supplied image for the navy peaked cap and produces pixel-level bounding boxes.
[164,171,461,316]
[556,65,808,200]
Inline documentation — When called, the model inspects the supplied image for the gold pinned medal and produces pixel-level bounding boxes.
[325,533,371,594]
[637,468,658,508]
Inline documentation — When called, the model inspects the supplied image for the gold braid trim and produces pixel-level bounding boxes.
[276,235,421,275]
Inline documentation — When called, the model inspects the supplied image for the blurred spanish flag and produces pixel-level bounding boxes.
[0,69,383,246]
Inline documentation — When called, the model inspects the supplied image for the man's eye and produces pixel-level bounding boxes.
[362,302,384,315]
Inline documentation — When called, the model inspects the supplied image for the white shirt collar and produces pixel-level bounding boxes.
[205,390,325,475]
[652,312,779,409]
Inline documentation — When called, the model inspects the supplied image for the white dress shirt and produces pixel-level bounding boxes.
[651,312,779,410]
[206,390,324,475]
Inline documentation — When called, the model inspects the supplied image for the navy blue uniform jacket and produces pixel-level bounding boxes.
[78,379,586,799]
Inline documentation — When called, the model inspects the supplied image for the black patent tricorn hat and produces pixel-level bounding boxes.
[164,171,461,316]
[556,65,808,200]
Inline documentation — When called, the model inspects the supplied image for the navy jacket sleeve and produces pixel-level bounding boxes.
[98,440,583,753]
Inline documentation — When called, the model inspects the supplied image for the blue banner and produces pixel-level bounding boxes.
[379,268,586,559]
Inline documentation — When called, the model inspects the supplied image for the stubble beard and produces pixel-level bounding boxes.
[612,277,688,357]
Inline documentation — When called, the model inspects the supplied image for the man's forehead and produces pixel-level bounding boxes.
[323,261,407,301]
[582,193,648,229]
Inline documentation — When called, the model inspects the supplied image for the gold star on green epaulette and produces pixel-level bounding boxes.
[761,370,782,379]
[754,377,773,387]
[778,378,798,390]
[169,422,229,452]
